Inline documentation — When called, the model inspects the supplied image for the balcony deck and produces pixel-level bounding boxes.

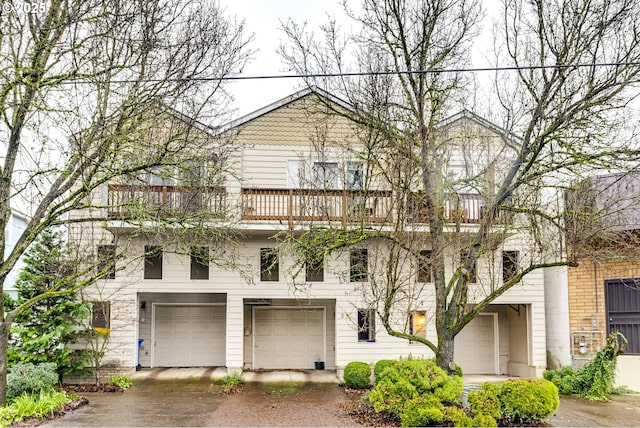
[107,185,501,227]
[107,184,227,218]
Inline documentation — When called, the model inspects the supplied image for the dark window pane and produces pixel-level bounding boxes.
[417,250,432,282]
[190,246,209,280]
[306,256,324,282]
[503,251,519,283]
[144,245,163,279]
[260,248,279,282]
[92,301,111,330]
[97,245,116,279]
[350,249,368,282]
[357,309,375,341]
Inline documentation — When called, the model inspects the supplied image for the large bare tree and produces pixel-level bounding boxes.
[279,0,640,372]
[0,0,251,403]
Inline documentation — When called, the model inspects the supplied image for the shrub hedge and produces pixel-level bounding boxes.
[344,361,371,389]
[499,378,559,422]
[7,363,59,401]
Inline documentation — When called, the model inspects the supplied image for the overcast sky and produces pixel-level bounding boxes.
[222,0,497,118]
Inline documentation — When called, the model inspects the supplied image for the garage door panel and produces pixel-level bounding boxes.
[154,305,226,367]
[254,308,325,369]
[454,314,497,374]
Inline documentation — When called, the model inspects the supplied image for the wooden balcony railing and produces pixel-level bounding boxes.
[108,184,227,218]
[240,188,394,226]
[407,193,490,224]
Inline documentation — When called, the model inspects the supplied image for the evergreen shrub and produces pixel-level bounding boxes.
[499,378,559,423]
[7,363,59,401]
[343,361,371,389]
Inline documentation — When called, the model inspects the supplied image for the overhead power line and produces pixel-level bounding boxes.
[93,61,640,84]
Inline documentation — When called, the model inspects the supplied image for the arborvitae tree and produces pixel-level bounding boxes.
[9,229,90,379]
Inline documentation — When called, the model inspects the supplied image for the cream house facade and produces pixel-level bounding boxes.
[80,88,550,378]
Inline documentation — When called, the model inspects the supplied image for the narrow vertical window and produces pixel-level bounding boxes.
[357,309,375,341]
[417,250,433,283]
[97,245,116,279]
[503,251,519,283]
[305,255,324,282]
[92,301,111,335]
[260,248,279,282]
[190,246,209,280]
[144,245,163,279]
[409,310,427,339]
[350,249,368,282]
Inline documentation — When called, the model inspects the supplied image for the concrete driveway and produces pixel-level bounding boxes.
[43,368,640,427]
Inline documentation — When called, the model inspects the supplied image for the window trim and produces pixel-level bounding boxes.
[417,250,433,283]
[97,244,116,279]
[144,245,163,280]
[357,308,376,342]
[350,249,368,282]
[260,248,279,282]
[190,246,209,280]
[305,255,324,282]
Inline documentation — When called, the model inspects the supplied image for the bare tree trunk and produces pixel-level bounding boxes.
[0,321,9,406]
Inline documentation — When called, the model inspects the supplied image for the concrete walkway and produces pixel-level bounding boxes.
[130,367,341,383]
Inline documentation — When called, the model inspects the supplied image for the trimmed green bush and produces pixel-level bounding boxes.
[442,406,473,427]
[366,357,464,419]
[472,414,498,427]
[7,363,59,401]
[399,396,444,427]
[468,383,501,419]
[373,359,395,384]
[109,374,133,390]
[499,378,559,422]
[344,361,371,389]
[543,365,575,395]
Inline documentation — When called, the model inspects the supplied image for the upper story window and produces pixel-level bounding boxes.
[417,250,433,283]
[313,162,340,189]
[190,246,209,280]
[350,249,368,282]
[260,248,279,282]
[97,245,116,279]
[305,255,324,282]
[144,245,163,279]
[346,162,363,190]
[503,250,519,283]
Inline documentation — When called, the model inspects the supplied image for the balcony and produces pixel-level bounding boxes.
[240,188,394,226]
[108,184,227,218]
[240,188,503,226]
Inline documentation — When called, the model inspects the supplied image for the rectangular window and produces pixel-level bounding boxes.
[312,162,340,189]
[190,246,209,280]
[410,310,427,339]
[144,245,163,279]
[305,255,324,282]
[260,248,279,282]
[350,249,368,282]
[346,162,364,190]
[503,251,519,283]
[97,245,116,279]
[460,250,477,283]
[417,250,433,283]
[357,309,375,341]
[92,301,111,334]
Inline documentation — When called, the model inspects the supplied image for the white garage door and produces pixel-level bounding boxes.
[254,308,325,369]
[154,305,226,367]
[454,313,497,374]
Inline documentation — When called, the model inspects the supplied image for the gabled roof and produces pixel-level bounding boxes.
[217,86,352,133]
[438,109,521,143]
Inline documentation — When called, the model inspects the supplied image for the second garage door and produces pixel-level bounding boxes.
[254,308,325,369]
[154,305,226,367]
[454,313,498,374]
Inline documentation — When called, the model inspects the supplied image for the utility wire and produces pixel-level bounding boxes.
[82,61,640,84]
